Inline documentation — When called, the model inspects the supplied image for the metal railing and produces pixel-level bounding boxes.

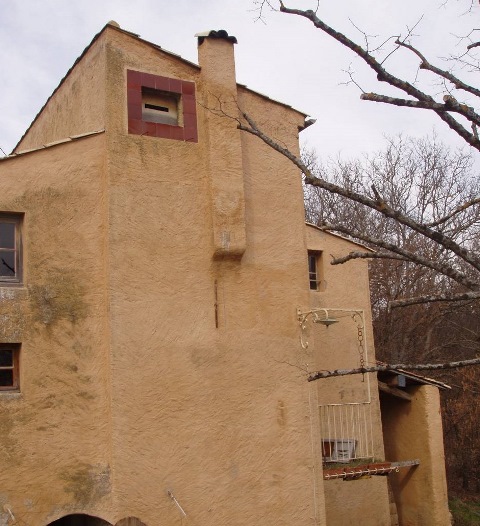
[319,402,374,463]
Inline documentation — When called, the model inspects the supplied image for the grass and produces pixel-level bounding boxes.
[450,497,480,525]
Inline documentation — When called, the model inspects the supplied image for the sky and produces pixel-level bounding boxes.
[0,0,478,161]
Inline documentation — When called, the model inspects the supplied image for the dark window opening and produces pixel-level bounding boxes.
[308,251,323,291]
[0,344,20,391]
[142,88,180,126]
[144,103,169,112]
[0,214,23,284]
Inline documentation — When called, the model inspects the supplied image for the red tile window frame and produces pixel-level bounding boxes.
[127,70,198,142]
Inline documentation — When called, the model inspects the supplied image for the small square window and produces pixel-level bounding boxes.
[308,251,323,291]
[127,70,198,142]
[0,344,20,391]
[142,88,180,126]
[0,214,23,285]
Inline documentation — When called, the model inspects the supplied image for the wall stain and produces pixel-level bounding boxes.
[77,391,95,401]
[66,363,79,373]
[36,424,59,432]
[0,412,16,461]
[0,299,27,341]
[0,406,32,467]
[29,268,87,327]
[72,341,92,358]
[61,463,111,506]
[38,393,59,410]
[1,187,90,336]
[277,400,286,427]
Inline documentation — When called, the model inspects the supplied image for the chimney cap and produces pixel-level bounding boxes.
[195,30,238,45]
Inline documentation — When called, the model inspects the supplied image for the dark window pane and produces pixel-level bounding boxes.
[0,369,13,386]
[0,223,15,249]
[0,350,13,366]
[0,251,16,276]
[308,254,317,290]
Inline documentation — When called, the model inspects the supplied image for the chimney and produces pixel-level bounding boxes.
[196,30,246,259]
[196,30,238,92]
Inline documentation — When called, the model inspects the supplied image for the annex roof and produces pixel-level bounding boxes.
[3,130,105,160]
[306,222,374,253]
[378,366,451,390]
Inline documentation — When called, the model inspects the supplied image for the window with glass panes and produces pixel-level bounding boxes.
[308,250,323,291]
[0,215,22,284]
[0,344,20,391]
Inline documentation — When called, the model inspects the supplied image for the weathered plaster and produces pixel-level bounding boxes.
[0,136,111,522]
[61,464,111,506]
[381,385,451,525]
[14,34,107,153]
[305,226,391,525]
[0,24,449,526]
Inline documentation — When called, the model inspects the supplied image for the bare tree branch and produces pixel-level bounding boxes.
[330,250,408,265]
[238,111,480,273]
[395,39,480,98]
[308,357,480,381]
[360,93,480,127]
[277,1,480,151]
[389,290,480,308]
[425,196,480,227]
[264,0,480,489]
[320,222,480,289]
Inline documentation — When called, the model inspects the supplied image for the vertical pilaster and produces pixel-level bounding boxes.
[197,32,246,258]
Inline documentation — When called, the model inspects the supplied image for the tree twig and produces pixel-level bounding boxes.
[389,290,480,309]
[238,111,480,273]
[277,1,480,151]
[308,357,480,381]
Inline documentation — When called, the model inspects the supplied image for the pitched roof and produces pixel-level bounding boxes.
[13,22,307,154]
[4,130,105,160]
[12,22,200,153]
[378,367,451,390]
[306,222,374,252]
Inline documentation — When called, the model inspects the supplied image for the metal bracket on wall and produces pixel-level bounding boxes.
[167,490,187,517]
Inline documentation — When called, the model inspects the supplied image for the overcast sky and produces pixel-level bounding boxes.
[0,0,477,160]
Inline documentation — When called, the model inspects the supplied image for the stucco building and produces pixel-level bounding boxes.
[0,23,450,525]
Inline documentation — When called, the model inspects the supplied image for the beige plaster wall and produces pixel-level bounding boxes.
[306,226,391,525]
[95,29,325,525]
[381,385,450,526]
[0,135,112,524]
[14,33,107,153]
[0,25,412,526]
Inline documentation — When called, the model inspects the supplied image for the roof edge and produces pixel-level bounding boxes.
[12,22,309,153]
[11,22,200,154]
[237,83,308,118]
[3,130,105,161]
[378,367,451,390]
[306,222,375,252]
